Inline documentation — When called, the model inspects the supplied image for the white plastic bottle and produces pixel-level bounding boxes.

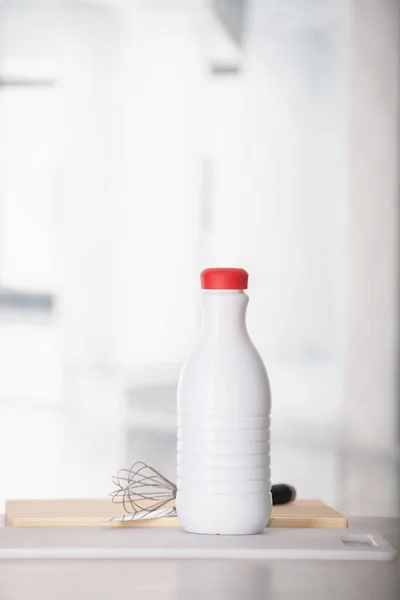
[177,267,271,535]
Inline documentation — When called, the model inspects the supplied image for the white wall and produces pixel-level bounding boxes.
[109,6,203,370]
[344,0,400,451]
[0,0,60,292]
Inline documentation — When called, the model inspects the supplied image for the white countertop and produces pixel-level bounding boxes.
[0,517,398,600]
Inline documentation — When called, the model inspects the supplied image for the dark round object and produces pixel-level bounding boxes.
[271,484,297,505]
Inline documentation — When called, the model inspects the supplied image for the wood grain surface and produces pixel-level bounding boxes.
[5,498,348,529]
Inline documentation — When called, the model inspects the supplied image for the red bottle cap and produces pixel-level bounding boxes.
[200,267,249,290]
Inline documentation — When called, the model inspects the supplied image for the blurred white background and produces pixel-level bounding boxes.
[0,0,398,515]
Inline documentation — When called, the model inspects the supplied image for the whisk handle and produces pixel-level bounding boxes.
[271,484,296,505]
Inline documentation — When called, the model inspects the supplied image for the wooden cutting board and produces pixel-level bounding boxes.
[5,499,347,529]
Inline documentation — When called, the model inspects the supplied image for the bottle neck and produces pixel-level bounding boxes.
[201,290,249,337]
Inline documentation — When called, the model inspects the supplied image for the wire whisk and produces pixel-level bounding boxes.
[110,461,177,520]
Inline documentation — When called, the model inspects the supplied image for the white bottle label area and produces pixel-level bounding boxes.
[177,415,271,494]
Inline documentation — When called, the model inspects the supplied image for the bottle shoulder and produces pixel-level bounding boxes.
[178,336,271,414]
[182,334,267,370]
